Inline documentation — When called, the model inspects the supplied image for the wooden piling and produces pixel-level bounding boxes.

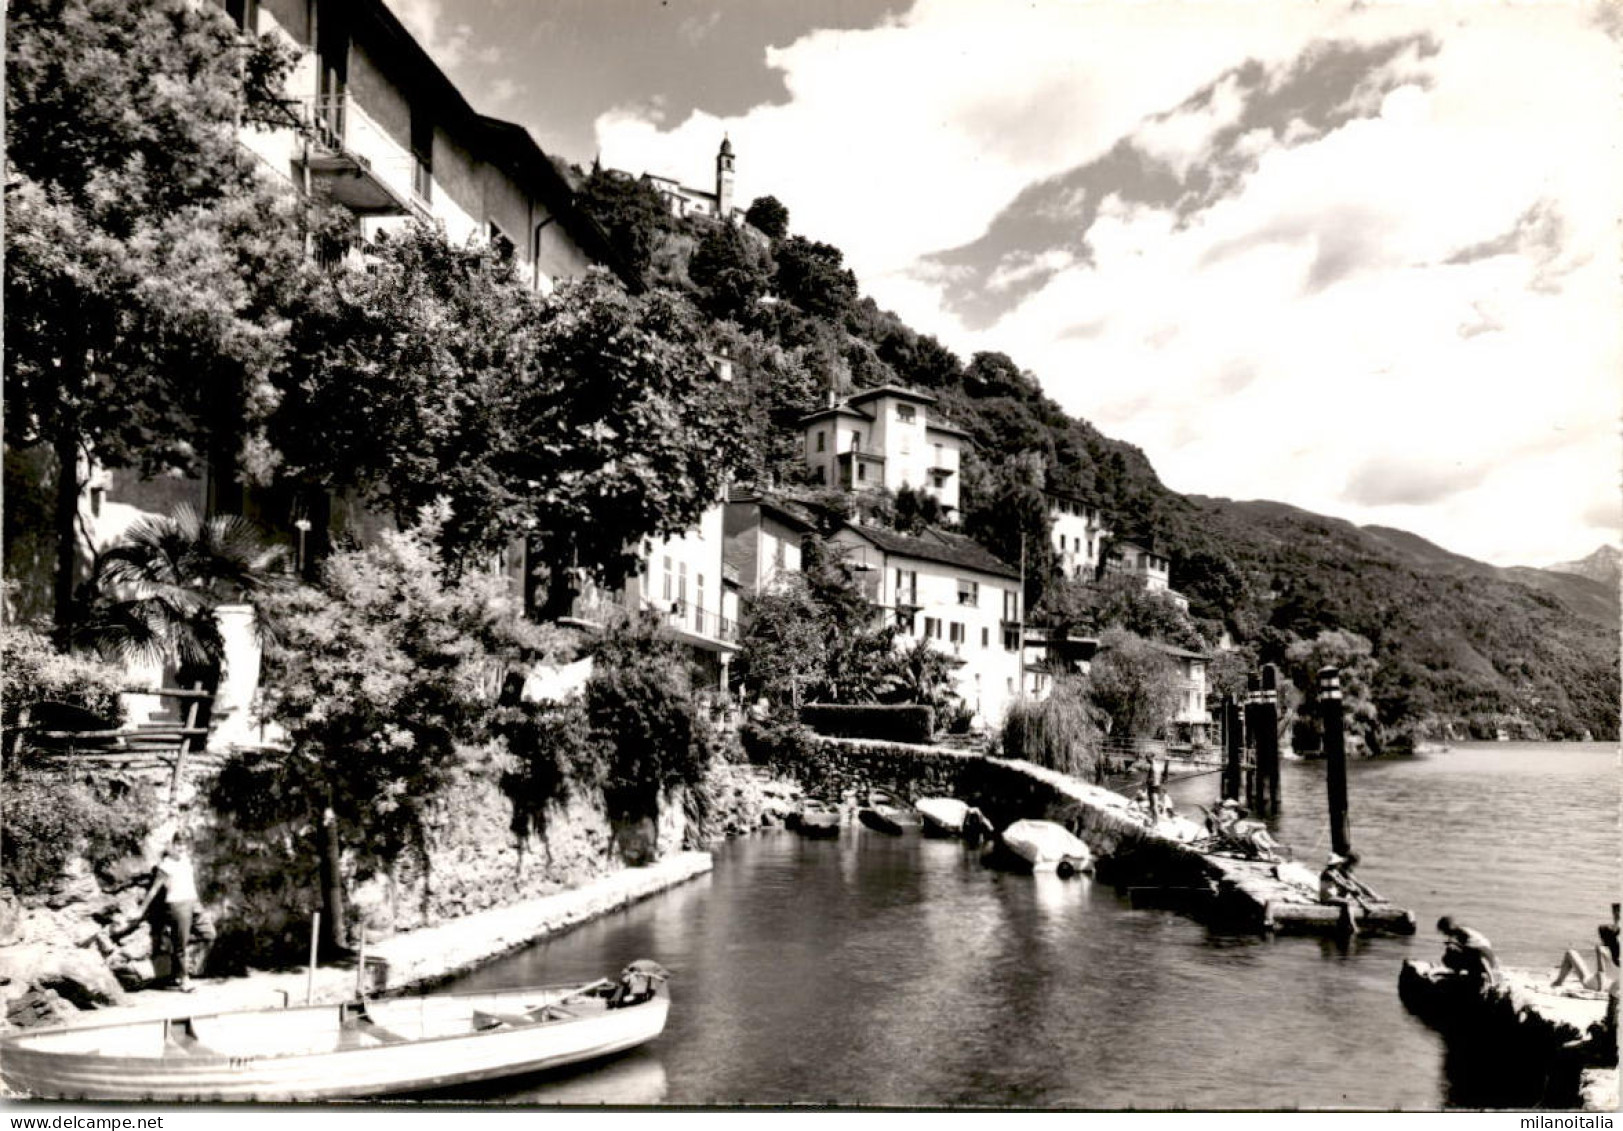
[1243,674,1262,810]
[1256,665,1281,817]
[1319,666,1352,857]
[1222,694,1243,802]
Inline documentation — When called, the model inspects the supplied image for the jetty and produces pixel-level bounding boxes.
[1399,960,1618,1110]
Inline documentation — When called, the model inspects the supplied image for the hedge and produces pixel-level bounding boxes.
[800,703,934,745]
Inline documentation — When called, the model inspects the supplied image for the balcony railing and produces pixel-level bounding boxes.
[302,94,422,217]
[663,601,739,645]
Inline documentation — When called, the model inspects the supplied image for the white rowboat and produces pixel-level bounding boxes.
[1001,820,1094,877]
[0,966,669,1102]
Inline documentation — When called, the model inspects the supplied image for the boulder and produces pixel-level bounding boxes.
[0,943,126,1011]
[6,987,80,1032]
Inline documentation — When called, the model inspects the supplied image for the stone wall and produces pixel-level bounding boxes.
[769,736,1208,886]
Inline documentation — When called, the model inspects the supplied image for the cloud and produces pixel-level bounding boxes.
[1343,456,1490,507]
[679,12,723,45]
[596,1,1622,566]
[386,0,494,71]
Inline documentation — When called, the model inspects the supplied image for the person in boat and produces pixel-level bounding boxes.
[608,961,666,1009]
[114,836,200,992]
[1551,904,1622,991]
[1437,916,1500,986]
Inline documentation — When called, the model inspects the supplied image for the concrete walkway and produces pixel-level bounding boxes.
[70,852,713,1027]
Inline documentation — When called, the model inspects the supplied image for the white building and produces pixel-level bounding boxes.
[565,503,741,692]
[827,524,1024,728]
[799,386,970,518]
[638,137,737,222]
[1156,643,1211,747]
[1047,492,1110,581]
[722,490,816,597]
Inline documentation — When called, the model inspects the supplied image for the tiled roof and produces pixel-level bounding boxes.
[797,404,873,426]
[840,523,1019,580]
[725,488,818,531]
[847,384,938,406]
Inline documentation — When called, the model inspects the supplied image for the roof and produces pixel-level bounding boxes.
[1046,489,1101,510]
[925,419,973,439]
[346,1,640,291]
[1112,539,1163,557]
[838,524,1019,580]
[1150,641,1208,661]
[725,488,818,533]
[847,384,938,407]
[798,404,873,427]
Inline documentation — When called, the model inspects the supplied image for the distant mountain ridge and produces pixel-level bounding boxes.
[1544,544,1621,591]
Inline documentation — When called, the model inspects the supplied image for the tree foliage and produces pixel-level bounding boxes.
[688,222,771,322]
[1002,679,1102,777]
[773,236,859,322]
[573,165,669,278]
[1086,628,1182,739]
[743,195,790,240]
[5,0,310,636]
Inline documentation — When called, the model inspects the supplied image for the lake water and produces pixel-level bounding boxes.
[446,742,1619,1108]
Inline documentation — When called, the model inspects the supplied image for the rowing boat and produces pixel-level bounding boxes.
[790,800,842,837]
[1000,819,1094,877]
[0,963,669,1102]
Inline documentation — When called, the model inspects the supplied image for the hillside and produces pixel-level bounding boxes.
[577,180,1621,743]
[1545,545,1621,591]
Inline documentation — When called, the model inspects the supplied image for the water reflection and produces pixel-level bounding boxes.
[447,744,1615,1109]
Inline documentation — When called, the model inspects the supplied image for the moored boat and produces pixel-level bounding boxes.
[1000,819,1094,877]
[791,800,842,837]
[0,963,670,1102]
[916,798,993,844]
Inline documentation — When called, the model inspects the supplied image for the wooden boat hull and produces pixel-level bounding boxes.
[857,806,911,835]
[1001,820,1093,877]
[0,980,668,1102]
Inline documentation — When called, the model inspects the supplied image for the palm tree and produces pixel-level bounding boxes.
[74,504,285,680]
[884,637,960,721]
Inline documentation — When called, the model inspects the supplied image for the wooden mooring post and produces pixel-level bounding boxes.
[1242,674,1262,810]
[1222,694,1243,802]
[1255,665,1281,817]
[1319,666,1352,856]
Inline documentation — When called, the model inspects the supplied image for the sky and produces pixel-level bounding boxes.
[386,0,1622,569]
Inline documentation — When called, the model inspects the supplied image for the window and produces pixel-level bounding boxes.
[678,561,688,608]
[857,463,867,482]
[697,574,705,620]
[896,608,914,633]
[773,540,786,571]
[957,579,978,607]
[850,431,862,452]
[895,569,917,605]
[411,107,433,202]
[1003,627,1020,652]
[933,443,944,467]
[662,556,672,602]
[981,627,990,648]
[816,430,826,453]
[924,617,941,640]
[1059,534,1067,551]
[1003,589,1019,621]
[813,465,826,484]
[950,622,965,645]
[931,471,948,490]
[897,404,916,423]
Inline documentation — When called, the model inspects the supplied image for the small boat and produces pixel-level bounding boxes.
[0,963,670,1102]
[1000,819,1094,877]
[857,805,906,835]
[916,798,994,844]
[791,800,841,838]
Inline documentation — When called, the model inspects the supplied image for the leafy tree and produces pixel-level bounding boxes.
[1002,678,1101,777]
[880,637,960,717]
[743,195,790,240]
[1086,628,1181,739]
[573,164,669,278]
[962,455,1053,609]
[1285,629,1381,752]
[5,0,308,641]
[1089,572,1208,652]
[688,222,771,321]
[893,484,944,535]
[584,614,714,850]
[773,236,859,322]
[254,513,558,952]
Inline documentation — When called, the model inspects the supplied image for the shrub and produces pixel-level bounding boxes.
[3,774,153,895]
[2,625,127,743]
[496,698,601,844]
[1001,681,1101,779]
[586,615,714,829]
[801,703,934,744]
[739,718,818,767]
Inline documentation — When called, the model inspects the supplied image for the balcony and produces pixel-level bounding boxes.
[303,95,424,217]
[662,601,740,652]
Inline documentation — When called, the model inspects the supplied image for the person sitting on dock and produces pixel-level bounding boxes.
[1211,801,1282,862]
[1551,904,1621,992]
[1437,916,1500,987]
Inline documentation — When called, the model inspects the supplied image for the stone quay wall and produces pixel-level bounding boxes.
[768,736,1208,887]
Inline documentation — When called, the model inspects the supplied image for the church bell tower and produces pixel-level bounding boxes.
[716,135,735,219]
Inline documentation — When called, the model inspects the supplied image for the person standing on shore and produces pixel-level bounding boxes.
[115,836,200,992]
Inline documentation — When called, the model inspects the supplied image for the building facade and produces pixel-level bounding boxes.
[827,524,1023,727]
[722,491,816,597]
[1048,492,1110,581]
[799,386,968,518]
[639,137,737,222]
